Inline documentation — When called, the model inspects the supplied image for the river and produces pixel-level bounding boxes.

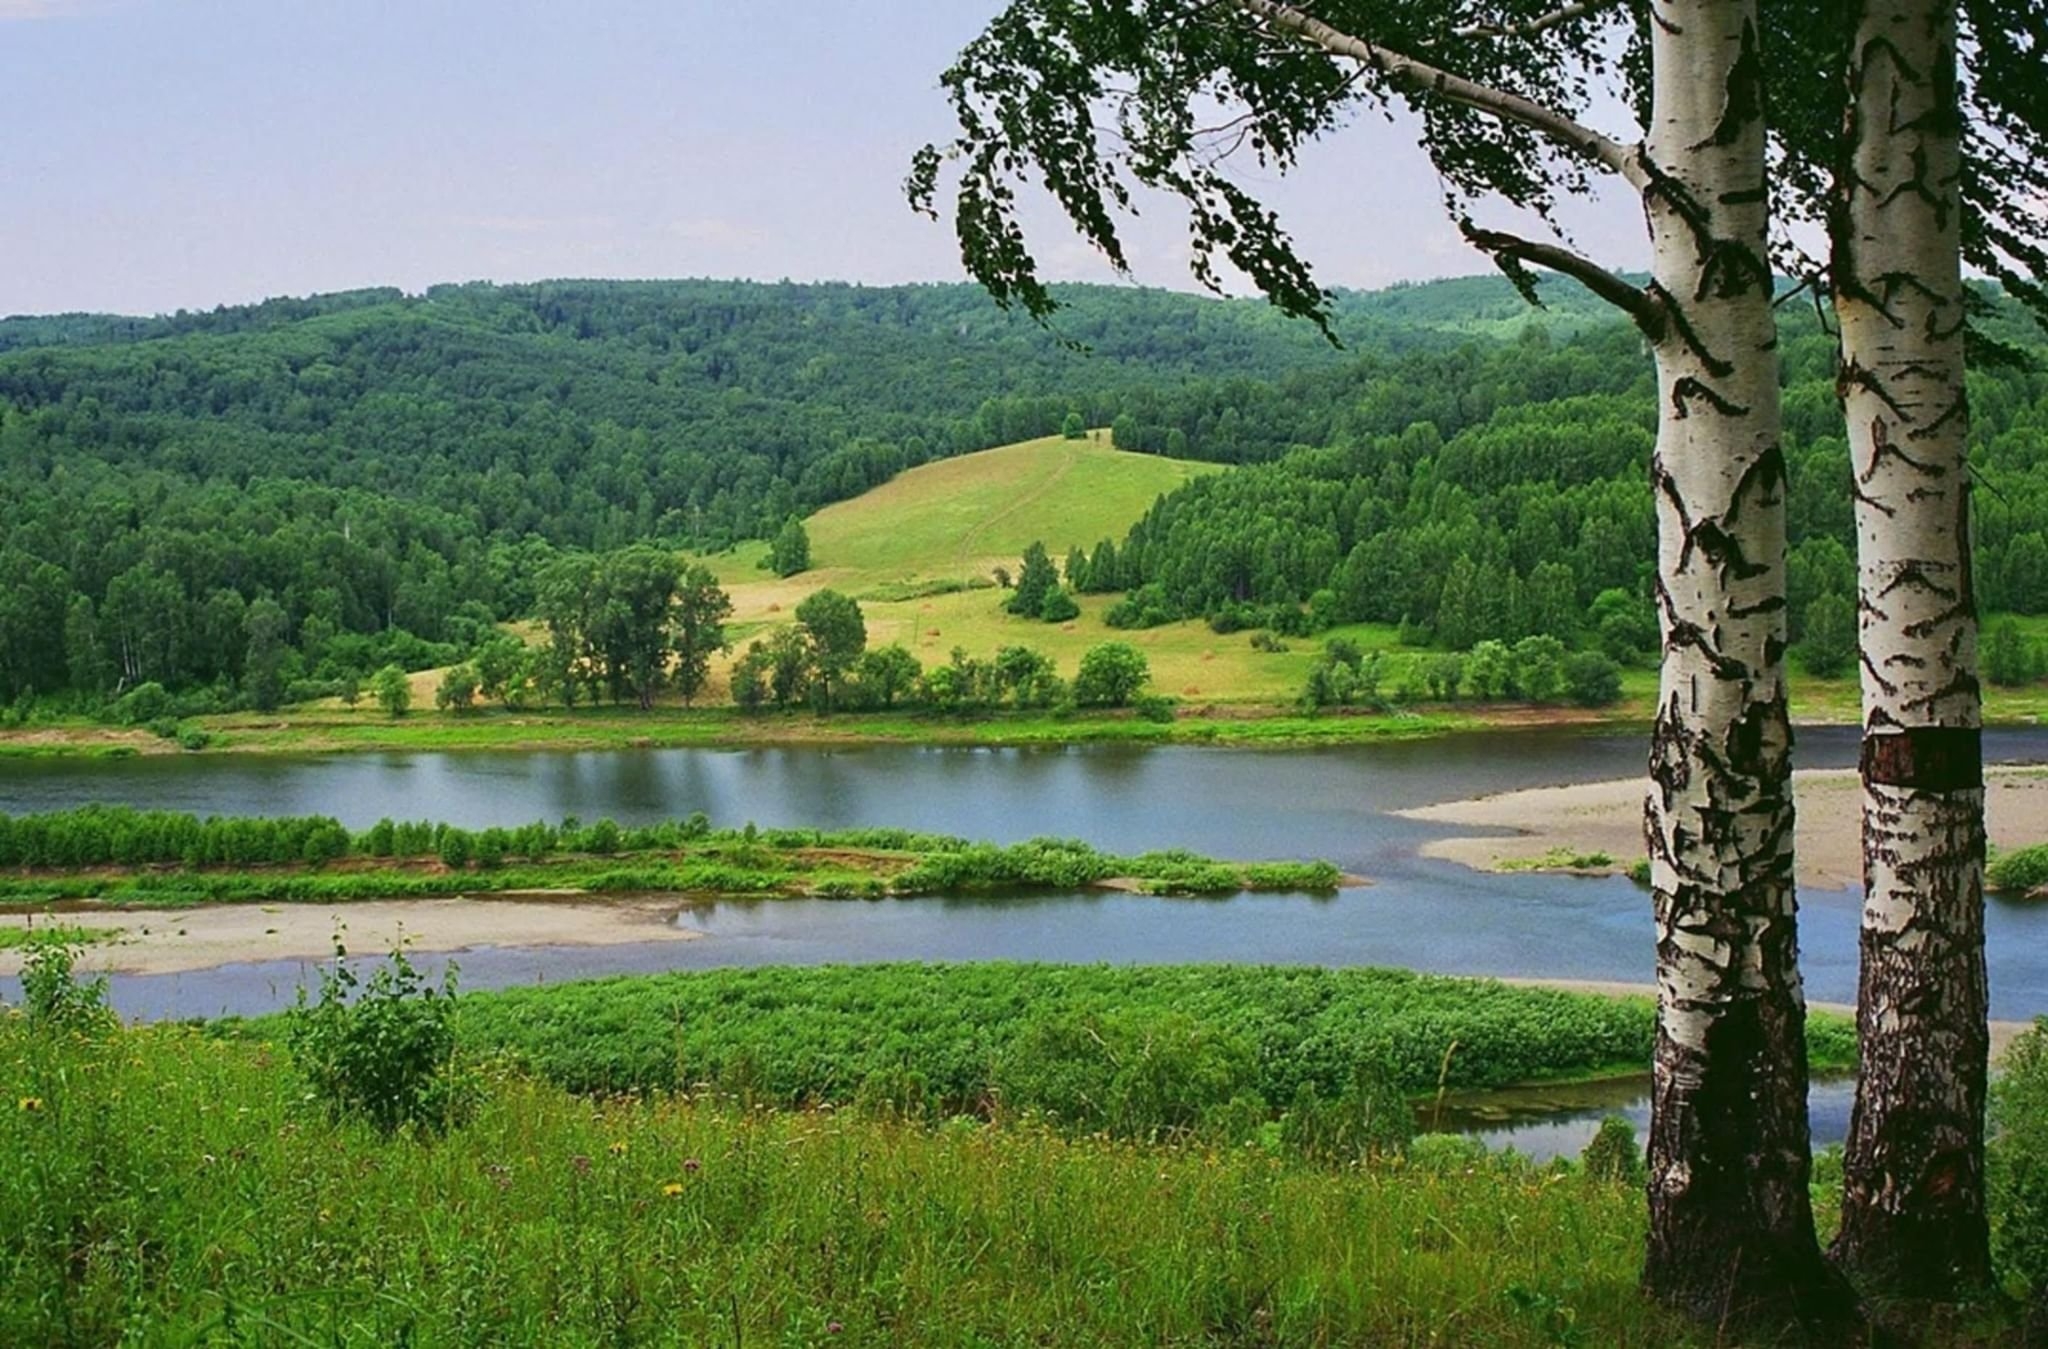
[5,723,2044,1157]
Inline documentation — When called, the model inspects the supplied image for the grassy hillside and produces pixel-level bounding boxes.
[803,432,1217,582]
[701,435,1318,704]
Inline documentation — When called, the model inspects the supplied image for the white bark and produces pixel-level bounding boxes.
[1637,0,1841,1328]
[1832,0,1990,1298]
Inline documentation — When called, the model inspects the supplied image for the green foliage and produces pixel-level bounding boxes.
[1060,411,1086,440]
[1132,692,1177,724]
[1038,587,1080,623]
[0,1016,1704,1347]
[1074,642,1150,707]
[453,964,1674,1115]
[768,516,811,578]
[1579,1116,1644,1185]
[369,664,410,718]
[13,939,113,1033]
[1561,651,1624,708]
[794,589,867,710]
[1986,619,2043,688]
[434,663,480,712]
[1007,540,1060,618]
[1989,845,2048,895]
[1799,592,1857,679]
[284,944,470,1135]
[1992,1020,2048,1297]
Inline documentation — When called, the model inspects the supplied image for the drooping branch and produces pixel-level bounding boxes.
[1458,220,1668,336]
[1450,0,1630,42]
[1228,0,1649,188]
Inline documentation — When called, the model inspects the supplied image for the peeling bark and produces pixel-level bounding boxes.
[1638,0,1847,1331]
[1830,0,1991,1301]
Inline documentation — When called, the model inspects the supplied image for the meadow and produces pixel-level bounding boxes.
[1,1014,1696,1347]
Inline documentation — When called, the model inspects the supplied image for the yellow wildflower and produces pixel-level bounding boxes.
[662,1182,685,1197]
[608,1140,628,1157]
[17,1097,43,1113]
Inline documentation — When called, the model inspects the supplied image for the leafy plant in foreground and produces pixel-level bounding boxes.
[284,942,472,1134]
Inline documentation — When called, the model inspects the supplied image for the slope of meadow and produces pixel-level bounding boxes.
[704,434,1343,706]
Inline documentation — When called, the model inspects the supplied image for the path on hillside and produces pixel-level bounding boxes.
[950,442,1082,579]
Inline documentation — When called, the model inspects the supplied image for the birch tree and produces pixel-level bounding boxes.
[911,1,1847,1328]
[1769,0,2048,1304]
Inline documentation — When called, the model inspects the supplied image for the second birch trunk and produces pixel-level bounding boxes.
[1830,0,1991,1300]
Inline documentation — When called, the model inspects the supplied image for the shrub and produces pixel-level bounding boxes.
[1074,642,1151,707]
[1989,845,2048,895]
[284,944,471,1135]
[1132,692,1177,723]
[1579,1115,1644,1184]
[1561,652,1624,708]
[1038,588,1080,623]
[111,682,170,726]
[176,726,212,752]
[15,938,113,1033]
[1992,1019,2048,1296]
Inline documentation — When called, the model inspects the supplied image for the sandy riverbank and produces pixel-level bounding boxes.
[1502,976,2035,1061]
[1398,765,2048,890]
[0,895,698,977]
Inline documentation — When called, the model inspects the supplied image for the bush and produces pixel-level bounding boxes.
[1279,1067,1415,1163]
[111,682,170,727]
[1579,1115,1644,1184]
[284,944,471,1134]
[15,938,114,1033]
[1561,652,1624,708]
[1990,845,2048,895]
[1132,692,1177,723]
[1992,1020,2048,1296]
[1074,642,1151,707]
[176,726,212,752]
[1038,588,1080,623]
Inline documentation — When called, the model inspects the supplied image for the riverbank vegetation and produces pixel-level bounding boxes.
[0,806,1342,907]
[4,953,2040,1344]
[0,1010,1692,1346]
[440,963,1853,1108]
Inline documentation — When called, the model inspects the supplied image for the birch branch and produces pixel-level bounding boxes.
[1228,0,1648,190]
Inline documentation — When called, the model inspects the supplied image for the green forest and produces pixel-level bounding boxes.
[2,276,2043,713]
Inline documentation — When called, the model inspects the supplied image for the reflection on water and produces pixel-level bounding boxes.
[4,726,2047,1018]
[1419,1075,1857,1163]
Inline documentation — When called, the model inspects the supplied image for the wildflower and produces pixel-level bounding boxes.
[662,1182,685,1197]
[17,1097,42,1113]
[569,1154,592,1176]
[827,1322,844,1335]
[682,1157,701,1172]
[608,1140,628,1157]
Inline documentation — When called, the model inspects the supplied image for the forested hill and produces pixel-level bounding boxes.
[4,272,2042,711]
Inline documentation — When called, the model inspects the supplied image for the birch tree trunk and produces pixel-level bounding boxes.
[1829,0,1991,1300]
[1638,0,1844,1328]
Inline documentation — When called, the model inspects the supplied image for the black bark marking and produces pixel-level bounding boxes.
[1670,376,1748,420]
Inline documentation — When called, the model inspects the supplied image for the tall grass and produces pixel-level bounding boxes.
[0,1017,1699,1347]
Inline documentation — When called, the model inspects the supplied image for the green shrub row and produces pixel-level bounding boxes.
[444,963,1857,1129]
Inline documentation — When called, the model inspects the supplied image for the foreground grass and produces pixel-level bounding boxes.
[1,1018,1700,1347]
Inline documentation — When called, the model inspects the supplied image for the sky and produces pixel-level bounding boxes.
[0,0,1648,317]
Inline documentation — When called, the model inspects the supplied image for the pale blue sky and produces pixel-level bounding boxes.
[0,0,1645,316]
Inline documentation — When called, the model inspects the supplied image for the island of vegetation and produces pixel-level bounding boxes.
[0,805,1346,911]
